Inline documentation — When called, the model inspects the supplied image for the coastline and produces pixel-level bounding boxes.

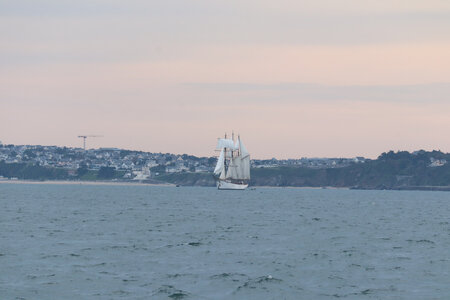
[0,179,175,187]
[3,179,449,191]
[0,180,349,190]
[252,185,350,190]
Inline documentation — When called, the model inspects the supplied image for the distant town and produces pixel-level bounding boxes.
[0,141,366,181]
[2,141,450,191]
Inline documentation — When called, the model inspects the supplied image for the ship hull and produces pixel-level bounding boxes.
[216,179,248,190]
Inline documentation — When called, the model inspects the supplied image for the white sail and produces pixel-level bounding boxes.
[226,157,239,179]
[239,138,250,179]
[217,138,238,150]
[214,148,225,175]
[227,156,250,180]
[219,166,226,179]
[225,139,250,180]
[239,139,249,158]
[241,156,250,179]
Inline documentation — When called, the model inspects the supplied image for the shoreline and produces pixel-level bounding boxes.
[251,185,350,190]
[1,179,449,191]
[0,180,349,189]
[0,179,175,187]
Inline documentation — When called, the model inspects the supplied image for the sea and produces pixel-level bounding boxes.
[1,183,449,300]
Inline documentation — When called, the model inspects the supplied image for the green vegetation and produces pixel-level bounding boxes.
[78,170,98,181]
[97,167,116,179]
[150,165,167,174]
[0,161,69,180]
[155,172,215,186]
[249,150,450,189]
[0,161,125,181]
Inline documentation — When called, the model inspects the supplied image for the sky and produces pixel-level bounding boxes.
[1,0,450,159]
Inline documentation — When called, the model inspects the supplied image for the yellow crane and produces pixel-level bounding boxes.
[77,135,103,150]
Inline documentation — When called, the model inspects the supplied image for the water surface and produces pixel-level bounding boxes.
[1,183,449,299]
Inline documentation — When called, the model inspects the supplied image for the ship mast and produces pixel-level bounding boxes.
[232,131,235,158]
[224,133,227,173]
[238,134,241,157]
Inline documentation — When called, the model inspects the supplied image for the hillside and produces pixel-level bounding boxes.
[2,150,450,191]
[159,150,450,190]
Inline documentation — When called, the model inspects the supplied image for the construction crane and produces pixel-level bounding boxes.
[78,135,103,150]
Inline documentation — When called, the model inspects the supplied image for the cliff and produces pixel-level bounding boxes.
[158,150,450,190]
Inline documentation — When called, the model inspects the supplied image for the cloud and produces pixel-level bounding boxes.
[185,82,450,104]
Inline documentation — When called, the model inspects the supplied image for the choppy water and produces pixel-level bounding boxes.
[1,183,449,299]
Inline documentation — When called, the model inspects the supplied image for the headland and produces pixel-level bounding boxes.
[1,144,450,191]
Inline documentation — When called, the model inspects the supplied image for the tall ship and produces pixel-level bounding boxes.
[213,133,250,190]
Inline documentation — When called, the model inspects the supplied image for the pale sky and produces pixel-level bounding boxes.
[1,0,450,158]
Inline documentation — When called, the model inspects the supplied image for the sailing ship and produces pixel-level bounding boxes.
[213,133,250,190]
